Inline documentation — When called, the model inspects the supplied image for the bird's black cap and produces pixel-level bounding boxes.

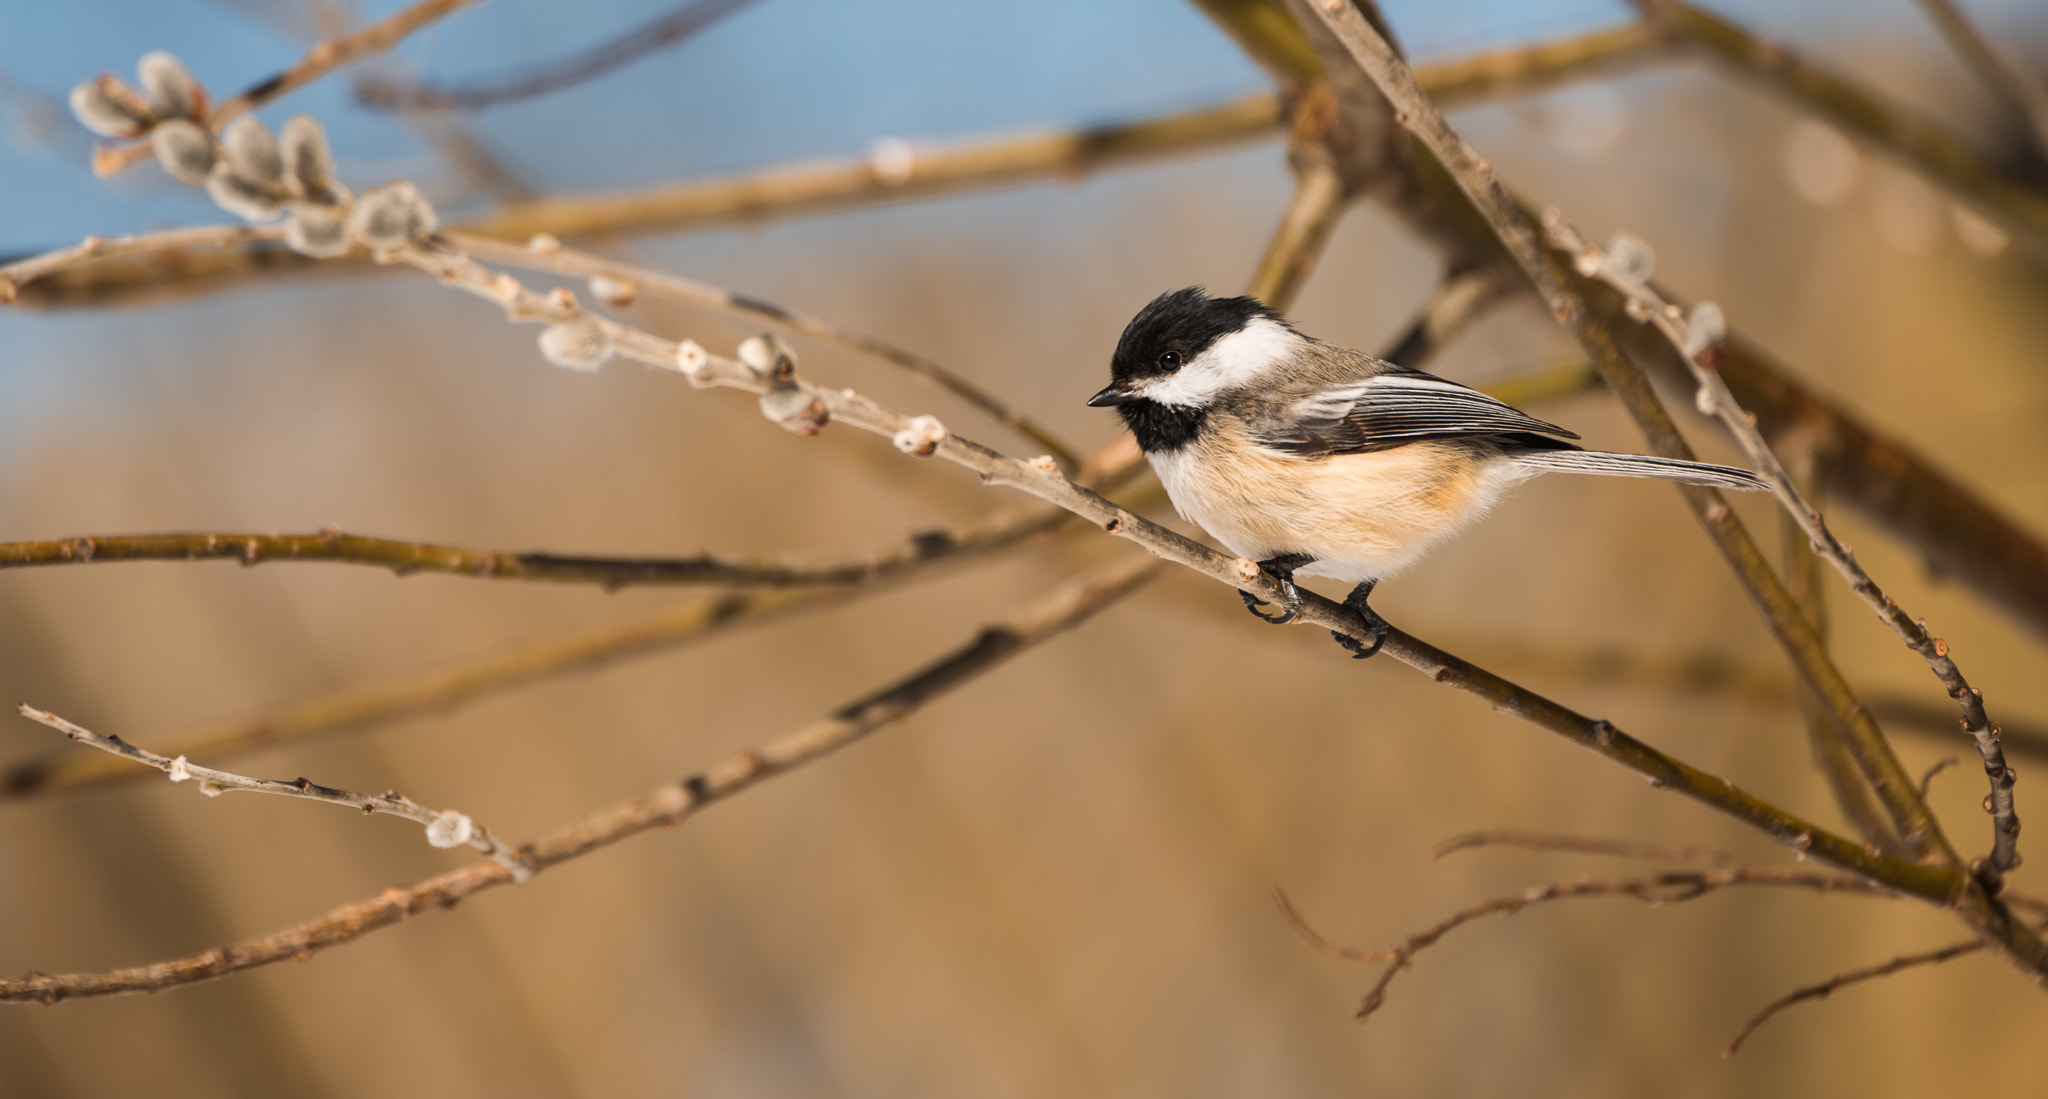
[1103,287,1283,392]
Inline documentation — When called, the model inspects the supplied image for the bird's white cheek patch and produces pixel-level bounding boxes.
[1139,317,1302,408]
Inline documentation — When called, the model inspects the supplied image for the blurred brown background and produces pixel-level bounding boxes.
[3,1,2048,1095]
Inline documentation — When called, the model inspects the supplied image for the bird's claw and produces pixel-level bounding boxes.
[1239,586,1301,625]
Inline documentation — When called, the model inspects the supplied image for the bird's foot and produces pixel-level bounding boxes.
[1238,554,1314,625]
[1330,580,1391,659]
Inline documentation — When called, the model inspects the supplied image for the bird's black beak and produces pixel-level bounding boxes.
[1086,383,1137,408]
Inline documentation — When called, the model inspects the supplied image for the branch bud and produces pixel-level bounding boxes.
[892,415,948,457]
[150,119,215,186]
[284,203,350,258]
[69,75,154,139]
[538,316,615,372]
[425,810,474,848]
[205,165,282,221]
[760,383,829,435]
[137,51,204,121]
[279,115,337,199]
[221,116,284,185]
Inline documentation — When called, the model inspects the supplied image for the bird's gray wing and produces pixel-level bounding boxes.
[1249,371,1581,456]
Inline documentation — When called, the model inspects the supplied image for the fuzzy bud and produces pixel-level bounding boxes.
[137,51,204,121]
[891,415,947,458]
[150,119,215,186]
[868,137,915,186]
[760,384,829,435]
[205,164,282,220]
[538,316,614,372]
[278,115,336,198]
[425,810,474,849]
[527,233,561,254]
[69,75,154,138]
[167,755,194,783]
[736,333,795,380]
[1602,231,1654,285]
[674,338,709,380]
[221,115,283,185]
[199,781,224,797]
[347,181,436,251]
[284,203,350,258]
[588,273,637,307]
[1682,301,1726,364]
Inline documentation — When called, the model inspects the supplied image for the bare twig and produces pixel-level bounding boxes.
[15,706,531,879]
[1431,830,1739,867]
[1913,0,2048,163]
[91,0,486,177]
[1301,0,2047,978]
[0,225,285,303]
[1723,938,1985,1056]
[1245,160,1351,308]
[1277,867,1898,1020]
[442,230,1080,467]
[358,0,764,112]
[1548,217,2018,886]
[0,553,1162,1003]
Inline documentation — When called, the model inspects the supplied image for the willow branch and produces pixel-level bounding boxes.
[441,230,1079,468]
[91,0,486,177]
[1304,1,1950,865]
[0,553,1161,1004]
[1431,830,1740,867]
[357,0,763,112]
[1629,0,2048,252]
[0,225,284,303]
[1912,0,2048,161]
[15,706,530,878]
[11,25,1670,309]
[1723,938,1987,1056]
[1277,866,1900,1020]
[1302,0,2048,979]
[1549,218,2016,883]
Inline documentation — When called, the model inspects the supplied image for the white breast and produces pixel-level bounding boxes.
[1147,431,1535,585]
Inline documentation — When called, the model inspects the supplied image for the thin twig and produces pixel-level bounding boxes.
[442,230,1080,467]
[91,0,486,177]
[15,706,531,879]
[1547,217,2018,886]
[358,0,765,112]
[1276,867,1898,1020]
[1431,830,1739,867]
[1301,0,2047,978]
[1245,160,1351,309]
[1913,0,2048,161]
[0,225,284,303]
[0,485,1141,798]
[1723,938,1985,1056]
[0,553,1162,1003]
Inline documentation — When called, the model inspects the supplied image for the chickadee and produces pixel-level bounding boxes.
[1087,287,1767,658]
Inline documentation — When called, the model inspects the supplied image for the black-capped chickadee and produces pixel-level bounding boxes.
[1087,287,1767,658]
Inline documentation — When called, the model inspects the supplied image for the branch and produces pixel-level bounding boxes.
[1723,938,1986,1056]
[0,553,1161,1003]
[90,0,486,177]
[1431,830,1739,867]
[441,230,1080,468]
[0,224,283,303]
[1548,219,2017,884]
[358,0,764,112]
[0,479,1155,799]
[1630,0,2048,253]
[1912,0,2048,162]
[1302,0,1951,869]
[9,24,1666,309]
[395,240,1950,902]
[1301,0,2048,980]
[14,706,531,878]
[1276,866,1900,1020]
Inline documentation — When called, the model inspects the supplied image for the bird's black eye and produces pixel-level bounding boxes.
[1157,350,1182,371]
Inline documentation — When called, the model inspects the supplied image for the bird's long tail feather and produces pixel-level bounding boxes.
[1511,450,1769,491]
